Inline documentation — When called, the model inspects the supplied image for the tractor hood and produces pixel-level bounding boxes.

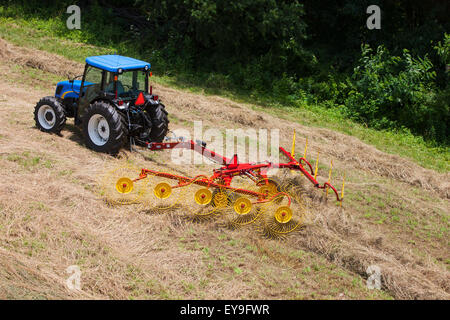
[55,80,92,99]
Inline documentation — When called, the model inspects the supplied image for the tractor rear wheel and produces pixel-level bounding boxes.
[82,101,128,155]
[148,103,169,142]
[34,96,66,134]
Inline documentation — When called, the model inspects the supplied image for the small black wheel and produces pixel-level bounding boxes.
[34,96,66,133]
[148,103,169,142]
[82,101,128,154]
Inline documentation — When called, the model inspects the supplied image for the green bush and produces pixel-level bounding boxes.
[345,44,447,142]
[434,33,450,66]
[296,72,352,106]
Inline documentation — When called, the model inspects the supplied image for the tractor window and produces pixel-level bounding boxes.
[116,70,147,97]
[105,72,116,93]
[84,66,104,87]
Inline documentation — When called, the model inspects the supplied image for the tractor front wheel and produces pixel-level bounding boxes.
[34,96,66,134]
[82,101,128,154]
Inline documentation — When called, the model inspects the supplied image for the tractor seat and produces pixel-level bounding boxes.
[105,81,125,95]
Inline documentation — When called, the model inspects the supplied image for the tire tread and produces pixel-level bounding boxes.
[82,101,128,154]
[34,96,66,133]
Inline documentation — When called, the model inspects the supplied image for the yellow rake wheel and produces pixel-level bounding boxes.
[233,197,252,215]
[138,174,189,213]
[212,190,232,208]
[115,177,134,194]
[274,206,293,224]
[259,183,277,198]
[226,202,265,228]
[194,188,212,205]
[218,181,265,228]
[256,186,306,239]
[99,163,149,205]
[260,206,304,239]
[258,178,283,203]
[154,182,172,199]
[184,186,225,222]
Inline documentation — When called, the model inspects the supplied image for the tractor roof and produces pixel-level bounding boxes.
[85,55,151,72]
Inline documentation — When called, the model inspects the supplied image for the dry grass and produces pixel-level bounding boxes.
[0,38,448,300]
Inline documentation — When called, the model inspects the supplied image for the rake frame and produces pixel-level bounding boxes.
[140,139,343,203]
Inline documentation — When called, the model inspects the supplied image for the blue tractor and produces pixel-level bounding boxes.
[34,55,169,154]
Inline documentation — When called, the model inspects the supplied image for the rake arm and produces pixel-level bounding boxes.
[146,138,344,203]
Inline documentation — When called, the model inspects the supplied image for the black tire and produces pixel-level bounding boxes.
[82,101,128,154]
[34,96,66,133]
[148,103,169,142]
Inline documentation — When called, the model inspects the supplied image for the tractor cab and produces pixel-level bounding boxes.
[54,55,154,121]
[83,55,151,97]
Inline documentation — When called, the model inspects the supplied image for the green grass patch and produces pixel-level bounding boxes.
[349,184,449,243]
[29,201,49,212]
[11,63,63,86]
[5,151,53,170]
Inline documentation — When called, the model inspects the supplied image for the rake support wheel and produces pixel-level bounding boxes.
[154,182,172,199]
[116,177,134,194]
[195,188,212,205]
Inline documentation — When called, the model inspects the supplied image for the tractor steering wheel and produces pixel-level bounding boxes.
[69,74,83,82]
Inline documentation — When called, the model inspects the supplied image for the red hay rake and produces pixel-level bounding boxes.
[112,131,345,238]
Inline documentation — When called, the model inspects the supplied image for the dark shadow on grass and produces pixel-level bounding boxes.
[64,122,132,160]
[30,125,63,137]
[64,122,85,147]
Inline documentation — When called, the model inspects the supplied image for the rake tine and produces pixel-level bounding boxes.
[291,129,296,158]
[314,150,320,180]
[303,137,308,159]
[326,159,333,197]
[290,129,296,174]
[340,172,346,207]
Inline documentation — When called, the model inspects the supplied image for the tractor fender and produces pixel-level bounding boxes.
[77,98,119,125]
